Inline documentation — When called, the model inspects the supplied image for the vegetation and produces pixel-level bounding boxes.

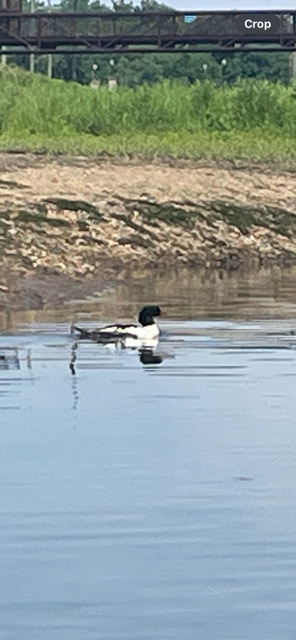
[1,66,296,162]
[11,49,291,88]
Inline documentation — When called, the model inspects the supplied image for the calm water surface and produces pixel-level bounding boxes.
[1,268,296,640]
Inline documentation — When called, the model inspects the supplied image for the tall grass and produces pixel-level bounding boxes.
[1,65,296,161]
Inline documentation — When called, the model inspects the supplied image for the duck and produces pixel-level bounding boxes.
[72,306,162,343]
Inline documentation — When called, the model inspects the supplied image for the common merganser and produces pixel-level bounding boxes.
[72,306,162,343]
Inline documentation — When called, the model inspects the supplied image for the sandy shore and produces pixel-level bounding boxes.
[1,154,296,311]
[1,154,295,209]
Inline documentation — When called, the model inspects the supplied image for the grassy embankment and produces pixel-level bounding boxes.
[0,65,296,162]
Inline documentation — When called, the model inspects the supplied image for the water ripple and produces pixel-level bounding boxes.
[0,319,296,639]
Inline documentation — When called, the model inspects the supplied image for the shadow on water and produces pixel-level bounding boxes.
[2,267,296,639]
[3,265,296,331]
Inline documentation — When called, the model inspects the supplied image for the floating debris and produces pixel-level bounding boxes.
[0,347,20,370]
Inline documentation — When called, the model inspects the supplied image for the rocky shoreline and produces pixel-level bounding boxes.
[1,154,296,310]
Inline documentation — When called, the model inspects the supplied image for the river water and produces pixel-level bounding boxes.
[1,267,296,640]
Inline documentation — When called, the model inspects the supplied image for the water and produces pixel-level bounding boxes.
[1,267,296,639]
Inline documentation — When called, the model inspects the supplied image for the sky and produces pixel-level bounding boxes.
[52,0,295,12]
[99,1,295,10]
[160,1,292,7]
[52,0,295,14]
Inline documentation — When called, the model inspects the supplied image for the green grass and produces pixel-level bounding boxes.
[0,130,294,163]
[1,65,296,162]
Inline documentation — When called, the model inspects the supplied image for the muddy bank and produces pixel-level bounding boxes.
[0,273,121,313]
[1,154,296,310]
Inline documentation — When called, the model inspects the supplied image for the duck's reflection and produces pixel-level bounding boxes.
[69,337,165,375]
[71,376,79,411]
[138,348,163,365]
[70,341,78,375]
[123,336,164,365]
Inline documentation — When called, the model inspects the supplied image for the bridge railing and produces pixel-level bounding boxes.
[0,11,296,47]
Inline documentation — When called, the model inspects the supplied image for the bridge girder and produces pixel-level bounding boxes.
[0,10,295,54]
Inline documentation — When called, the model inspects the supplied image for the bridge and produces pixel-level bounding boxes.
[0,4,296,55]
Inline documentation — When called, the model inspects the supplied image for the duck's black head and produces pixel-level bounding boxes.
[138,306,161,327]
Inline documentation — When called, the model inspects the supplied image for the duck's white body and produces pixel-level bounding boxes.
[97,322,159,340]
[73,306,162,344]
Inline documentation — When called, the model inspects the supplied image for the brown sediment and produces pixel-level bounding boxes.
[1,154,296,311]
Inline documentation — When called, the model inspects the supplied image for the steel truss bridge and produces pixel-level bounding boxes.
[0,6,296,55]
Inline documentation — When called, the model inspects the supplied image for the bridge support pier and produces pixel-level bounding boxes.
[29,0,35,73]
[290,51,296,81]
[47,53,52,78]
[1,45,7,65]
